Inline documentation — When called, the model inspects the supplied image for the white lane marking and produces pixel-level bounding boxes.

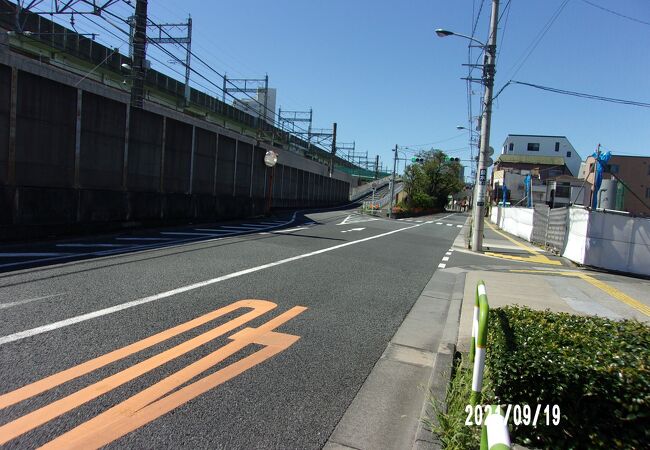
[397,218,405,221]
[0,222,425,346]
[0,252,71,257]
[239,224,269,228]
[304,221,316,225]
[446,223,453,227]
[115,237,174,242]
[442,256,450,262]
[56,243,129,248]
[0,215,298,270]
[456,224,463,228]
[425,221,433,224]
[341,227,366,233]
[436,222,443,225]
[160,232,221,236]
[337,214,378,225]
[218,226,261,231]
[438,263,446,269]
[258,221,285,225]
[0,293,66,310]
[416,220,423,223]
[445,252,452,256]
[273,227,308,233]
[193,228,236,233]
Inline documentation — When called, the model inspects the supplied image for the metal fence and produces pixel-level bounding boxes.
[530,205,568,253]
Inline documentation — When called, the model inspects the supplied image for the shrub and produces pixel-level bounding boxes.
[485,306,649,449]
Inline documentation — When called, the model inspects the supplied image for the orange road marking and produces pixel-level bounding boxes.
[41,306,307,449]
[0,300,278,444]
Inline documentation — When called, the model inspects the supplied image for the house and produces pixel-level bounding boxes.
[582,155,650,216]
[501,134,582,176]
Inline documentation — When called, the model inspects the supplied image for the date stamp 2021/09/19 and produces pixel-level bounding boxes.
[465,404,561,427]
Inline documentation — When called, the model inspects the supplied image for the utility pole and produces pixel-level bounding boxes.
[470,0,499,252]
[389,144,398,218]
[130,0,148,109]
[329,122,337,177]
[374,154,380,179]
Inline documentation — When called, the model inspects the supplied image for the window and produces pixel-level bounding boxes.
[646,187,650,199]
[527,143,540,152]
[566,151,572,157]
[508,142,514,152]
[555,142,560,152]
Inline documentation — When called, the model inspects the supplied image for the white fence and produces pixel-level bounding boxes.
[490,206,650,276]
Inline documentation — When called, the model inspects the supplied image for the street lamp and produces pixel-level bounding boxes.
[435,29,486,47]
[436,0,500,253]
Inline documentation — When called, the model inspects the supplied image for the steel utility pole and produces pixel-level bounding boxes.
[130,0,148,108]
[471,0,499,252]
[389,144,398,218]
[329,122,337,177]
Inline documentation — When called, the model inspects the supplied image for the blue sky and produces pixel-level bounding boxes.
[45,0,650,175]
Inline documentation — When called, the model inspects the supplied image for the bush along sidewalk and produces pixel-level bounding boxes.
[431,289,649,449]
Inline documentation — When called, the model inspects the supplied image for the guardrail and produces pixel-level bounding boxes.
[468,281,511,450]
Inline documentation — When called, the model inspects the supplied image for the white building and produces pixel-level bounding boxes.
[233,88,277,125]
[501,134,582,176]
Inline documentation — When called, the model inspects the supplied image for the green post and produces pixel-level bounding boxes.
[470,281,489,406]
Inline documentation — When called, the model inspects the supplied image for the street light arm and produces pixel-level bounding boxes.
[435,29,486,47]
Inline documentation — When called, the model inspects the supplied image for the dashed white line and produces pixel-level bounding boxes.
[0,252,70,257]
[436,222,443,225]
[160,232,221,236]
[445,252,452,256]
[442,256,450,262]
[56,243,129,248]
[0,292,66,310]
[446,223,453,227]
[273,227,308,233]
[456,224,463,228]
[438,263,446,269]
[115,237,174,241]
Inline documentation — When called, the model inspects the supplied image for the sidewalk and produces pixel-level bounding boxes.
[324,216,650,450]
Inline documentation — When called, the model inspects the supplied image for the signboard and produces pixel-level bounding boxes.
[477,201,485,206]
[479,168,487,185]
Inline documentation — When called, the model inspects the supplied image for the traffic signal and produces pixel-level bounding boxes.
[411,157,424,163]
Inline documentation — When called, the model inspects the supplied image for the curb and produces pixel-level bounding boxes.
[412,271,466,450]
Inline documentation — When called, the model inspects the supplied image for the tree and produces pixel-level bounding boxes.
[403,150,464,209]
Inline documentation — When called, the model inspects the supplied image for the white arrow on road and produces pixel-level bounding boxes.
[341,227,366,233]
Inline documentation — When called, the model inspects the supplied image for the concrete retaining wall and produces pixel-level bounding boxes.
[0,55,353,240]
[490,206,534,241]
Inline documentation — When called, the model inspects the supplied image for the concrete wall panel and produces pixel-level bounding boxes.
[127,108,163,192]
[216,135,235,195]
[235,142,253,197]
[78,189,127,222]
[192,128,216,194]
[163,119,192,193]
[15,71,76,187]
[251,146,266,198]
[79,92,126,189]
[0,64,10,184]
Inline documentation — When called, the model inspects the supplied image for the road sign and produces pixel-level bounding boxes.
[485,157,494,168]
[479,168,487,185]
[487,146,494,157]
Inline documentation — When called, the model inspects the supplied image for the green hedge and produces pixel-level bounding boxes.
[486,306,649,448]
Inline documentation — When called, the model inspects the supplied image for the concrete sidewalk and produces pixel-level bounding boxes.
[453,219,650,353]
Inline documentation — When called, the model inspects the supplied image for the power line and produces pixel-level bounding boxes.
[580,0,650,27]
[503,0,570,81]
[510,80,650,108]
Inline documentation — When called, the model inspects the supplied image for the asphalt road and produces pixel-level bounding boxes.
[0,206,466,449]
